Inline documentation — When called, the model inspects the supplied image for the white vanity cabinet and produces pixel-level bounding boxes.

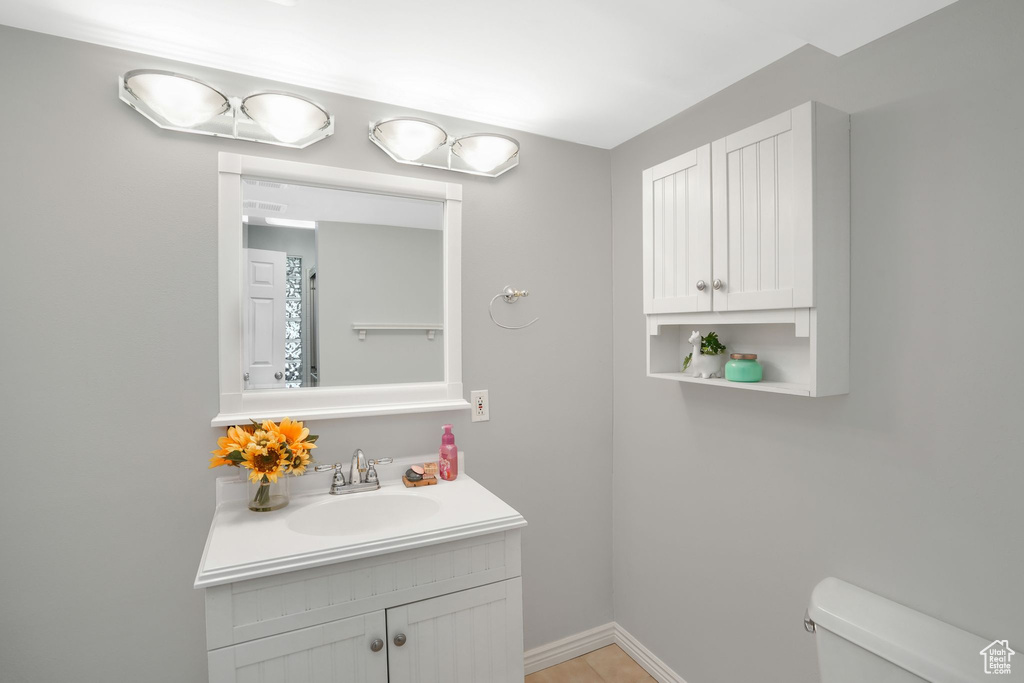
[385,578,523,683]
[643,101,850,396]
[208,609,388,682]
[196,473,527,683]
[203,530,524,683]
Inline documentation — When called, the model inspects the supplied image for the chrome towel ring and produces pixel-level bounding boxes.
[488,285,539,330]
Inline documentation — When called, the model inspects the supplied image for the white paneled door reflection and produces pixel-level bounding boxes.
[244,248,286,389]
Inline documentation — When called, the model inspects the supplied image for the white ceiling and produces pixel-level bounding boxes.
[0,0,956,148]
[243,179,443,229]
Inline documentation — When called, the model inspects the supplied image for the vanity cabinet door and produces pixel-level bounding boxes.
[711,104,810,312]
[643,144,713,314]
[386,578,524,683]
[207,610,388,683]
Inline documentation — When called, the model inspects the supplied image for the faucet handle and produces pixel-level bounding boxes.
[314,463,347,488]
[365,458,393,485]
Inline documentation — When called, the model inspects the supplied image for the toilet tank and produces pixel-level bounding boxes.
[808,578,1020,683]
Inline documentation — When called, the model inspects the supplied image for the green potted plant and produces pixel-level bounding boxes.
[683,331,727,378]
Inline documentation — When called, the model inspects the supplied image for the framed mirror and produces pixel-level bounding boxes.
[214,153,468,425]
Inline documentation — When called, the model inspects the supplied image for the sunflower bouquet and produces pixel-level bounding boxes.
[210,418,318,511]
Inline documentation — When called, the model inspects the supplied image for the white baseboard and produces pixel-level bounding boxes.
[524,622,616,674]
[613,623,687,683]
[524,622,686,683]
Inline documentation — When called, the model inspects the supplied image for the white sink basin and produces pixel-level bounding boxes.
[286,492,442,537]
[196,475,528,588]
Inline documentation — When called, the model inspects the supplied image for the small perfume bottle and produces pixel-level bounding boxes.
[438,424,458,481]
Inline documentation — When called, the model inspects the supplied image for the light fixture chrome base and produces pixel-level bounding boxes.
[119,71,334,149]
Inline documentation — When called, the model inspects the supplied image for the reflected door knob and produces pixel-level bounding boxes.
[370,638,384,653]
[695,280,706,292]
[274,371,284,380]
[393,633,407,647]
[713,279,724,291]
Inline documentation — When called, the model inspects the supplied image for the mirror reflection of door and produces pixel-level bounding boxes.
[243,248,286,389]
[241,179,444,390]
[244,221,316,389]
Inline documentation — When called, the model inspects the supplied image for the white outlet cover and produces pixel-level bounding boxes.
[470,390,489,422]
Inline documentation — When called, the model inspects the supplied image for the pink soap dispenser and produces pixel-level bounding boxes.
[439,424,458,481]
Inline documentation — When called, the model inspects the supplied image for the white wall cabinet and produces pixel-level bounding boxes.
[712,107,805,311]
[643,101,850,397]
[643,144,712,314]
[203,530,524,683]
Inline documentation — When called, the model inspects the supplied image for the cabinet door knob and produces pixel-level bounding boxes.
[696,280,706,292]
[393,633,407,647]
[274,371,284,380]
[370,638,384,652]
[713,279,724,291]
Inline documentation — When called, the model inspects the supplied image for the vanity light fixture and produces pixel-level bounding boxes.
[119,69,333,149]
[451,134,521,174]
[122,70,230,128]
[372,118,448,162]
[369,117,520,177]
[241,92,331,144]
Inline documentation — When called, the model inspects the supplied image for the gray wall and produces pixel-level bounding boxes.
[609,1,1024,681]
[317,221,444,386]
[0,26,612,682]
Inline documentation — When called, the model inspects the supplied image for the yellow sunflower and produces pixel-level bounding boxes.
[265,418,318,475]
[208,454,235,468]
[288,449,312,476]
[276,417,315,448]
[240,440,289,483]
[208,418,317,476]
[254,425,286,446]
[209,425,255,468]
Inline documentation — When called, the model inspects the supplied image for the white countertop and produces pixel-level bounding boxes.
[194,471,526,589]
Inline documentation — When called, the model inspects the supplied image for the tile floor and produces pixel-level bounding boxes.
[525,644,655,683]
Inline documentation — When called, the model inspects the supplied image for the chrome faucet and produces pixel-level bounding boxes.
[314,452,392,495]
[313,463,347,494]
[350,448,367,484]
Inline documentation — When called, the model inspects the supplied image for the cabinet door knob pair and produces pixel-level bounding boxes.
[370,634,407,652]
[696,279,724,291]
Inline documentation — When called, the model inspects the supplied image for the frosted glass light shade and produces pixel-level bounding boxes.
[373,118,448,161]
[124,70,229,128]
[242,93,331,144]
[452,134,520,173]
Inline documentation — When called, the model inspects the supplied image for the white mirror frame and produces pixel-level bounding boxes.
[213,152,469,426]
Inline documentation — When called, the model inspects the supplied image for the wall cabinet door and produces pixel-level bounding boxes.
[208,611,388,683]
[643,144,712,314]
[711,105,812,311]
[386,578,524,683]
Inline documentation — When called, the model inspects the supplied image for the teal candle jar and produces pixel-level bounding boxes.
[725,353,762,382]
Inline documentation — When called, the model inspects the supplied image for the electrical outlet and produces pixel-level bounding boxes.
[470,390,489,422]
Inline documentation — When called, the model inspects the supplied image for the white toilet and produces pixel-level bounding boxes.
[808,577,1021,683]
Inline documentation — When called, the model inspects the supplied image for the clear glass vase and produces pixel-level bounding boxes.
[247,475,289,512]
